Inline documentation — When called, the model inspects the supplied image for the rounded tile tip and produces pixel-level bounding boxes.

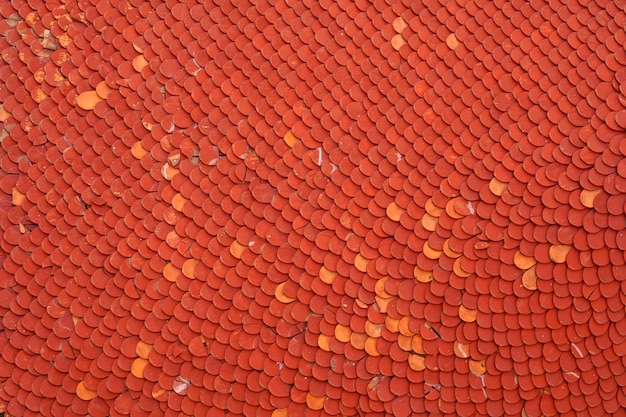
[182,258,200,278]
[408,354,426,371]
[0,105,10,122]
[386,201,404,221]
[271,409,288,417]
[459,305,477,322]
[11,187,26,206]
[76,381,98,400]
[454,341,470,358]
[96,81,114,99]
[521,265,538,290]
[579,188,602,208]
[393,17,408,33]
[446,33,460,50]
[549,245,571,263]
[132,55,149,72]
[230,240,247,259]
[513,251,537,270]
[284,130,299,148]
[391,34,407,50]
[275,282,296,303]
[318,333,332,351]
[334,324,352,343]
[319,266,337,284]
[76,91,102,110]
[421,213,438,231]
[136,340,153,359]
[414,266,433,282]
[354,253,370,272]
[489,178,507,196]
[306,393,326,410]
[131,141,148,159]
[161,163,180,180]
[163,263,181,282]
[131,357,149,378]
[469,359,486,376]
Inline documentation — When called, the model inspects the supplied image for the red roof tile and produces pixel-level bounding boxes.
[1,0,626,415]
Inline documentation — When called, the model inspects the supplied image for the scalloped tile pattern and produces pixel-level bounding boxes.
[1,0,626,416]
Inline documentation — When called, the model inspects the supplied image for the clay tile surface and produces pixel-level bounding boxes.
[1,0,626,416]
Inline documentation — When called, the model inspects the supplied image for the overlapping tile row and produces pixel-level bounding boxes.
[1,0,625,415]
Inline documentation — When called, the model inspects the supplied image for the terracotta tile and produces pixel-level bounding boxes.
[0,0,623,415]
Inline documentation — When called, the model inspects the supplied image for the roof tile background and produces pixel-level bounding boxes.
[1,0,626,416]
